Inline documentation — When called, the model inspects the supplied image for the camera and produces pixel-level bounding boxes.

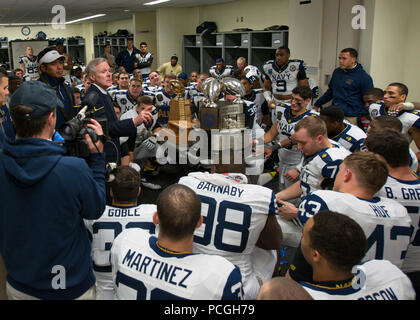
[59,92,104,158]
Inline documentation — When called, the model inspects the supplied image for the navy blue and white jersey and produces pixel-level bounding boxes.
[153,88,177,126]
[301,260,416,300]
[244,65,264,87]
[369,101,420,141]
[19,55,39,81]
[134,52,153,77]
[210,65,234,80]
[331,122,367,152]
[299,142,351,197]
[84,204,157,300]
[263,59,307,97]
[107,88,126,100]
[298,190,411,268]
[111,228,244,300]
[275,104,318,165]
[179,172,277,299]
[113,90,138,115]
[244,89,268,126]
[75,83,87,99]
[376,173,420,274]
[143,84,162,95]
[119,106,159,145]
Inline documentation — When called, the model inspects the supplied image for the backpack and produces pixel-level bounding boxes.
[196,22,217,35]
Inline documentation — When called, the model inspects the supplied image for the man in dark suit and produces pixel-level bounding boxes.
[115,39,141,75]
[85,58,153,164]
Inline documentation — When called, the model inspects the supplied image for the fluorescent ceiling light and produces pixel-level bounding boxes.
[144,0,171,5]
[66,14,106,24]
[0,14,106,26]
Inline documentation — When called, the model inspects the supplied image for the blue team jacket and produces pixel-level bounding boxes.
[0,138,106,299]
[314,64,373,117]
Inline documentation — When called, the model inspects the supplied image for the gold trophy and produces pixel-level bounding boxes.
[167,80,193,145]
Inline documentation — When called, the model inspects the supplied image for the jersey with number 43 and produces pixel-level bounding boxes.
[111,228,243,300]
[376,174,420,274]
[263,59,306,95]
[299,142,351,198]
[298,190,411,268]
[179,172,277,299]
[301,260,416,300]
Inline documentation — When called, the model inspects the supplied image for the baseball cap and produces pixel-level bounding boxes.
[216,58,224,63]
[10,81,63,119]
[177,72,188,80]
[38,48,65,65]
[171,54,178,61]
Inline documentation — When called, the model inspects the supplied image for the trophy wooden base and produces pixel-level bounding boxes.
[167,120,193,145]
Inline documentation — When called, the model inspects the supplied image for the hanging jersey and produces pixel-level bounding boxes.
[263,59,307,96]
[331,123,367,152]
[209,65,234,80]
[110,228,244,300]
[84,204,157,300]
[299,142,350,197]
[244,65,264,87]
[135,52,153,76]
[153,89,176,126]
[179,172,278,300]
[376,174,420,274]
[297,190,411,268]
[19,55,39,81]
[301,260,416,300]
[275,104,318,165]
[369,101,420,142]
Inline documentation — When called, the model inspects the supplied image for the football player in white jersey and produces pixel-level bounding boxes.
[236,57,264,89]
[107,72,130,100]
[258,86,317,193]
[368,83,420,161]
[189,73,209,120]
[241,78,269,129]
[279,152,411,284]
[111,184,244,300]
[84,166,157,300]
[134,42,153,80]
[276,116,351,202]
[209,58,234,80]
[262,46,309,124]
[366,129,420,298]
[319,105,366,152]
[19,46,39,81]
[189,71,198,86]
[143,71,162,94]
[114,78,149,115]
[153,74,177,127]
[366,115,418,173]
[179,149,283,300]
[298,211,415,300]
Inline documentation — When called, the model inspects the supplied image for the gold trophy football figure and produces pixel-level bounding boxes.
[167,80,193,145]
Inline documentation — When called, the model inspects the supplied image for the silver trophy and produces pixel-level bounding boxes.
[203,77,222,108]
[221,77,246,105]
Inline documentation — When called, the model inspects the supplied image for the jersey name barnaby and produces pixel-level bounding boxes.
[197,181,244,198]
